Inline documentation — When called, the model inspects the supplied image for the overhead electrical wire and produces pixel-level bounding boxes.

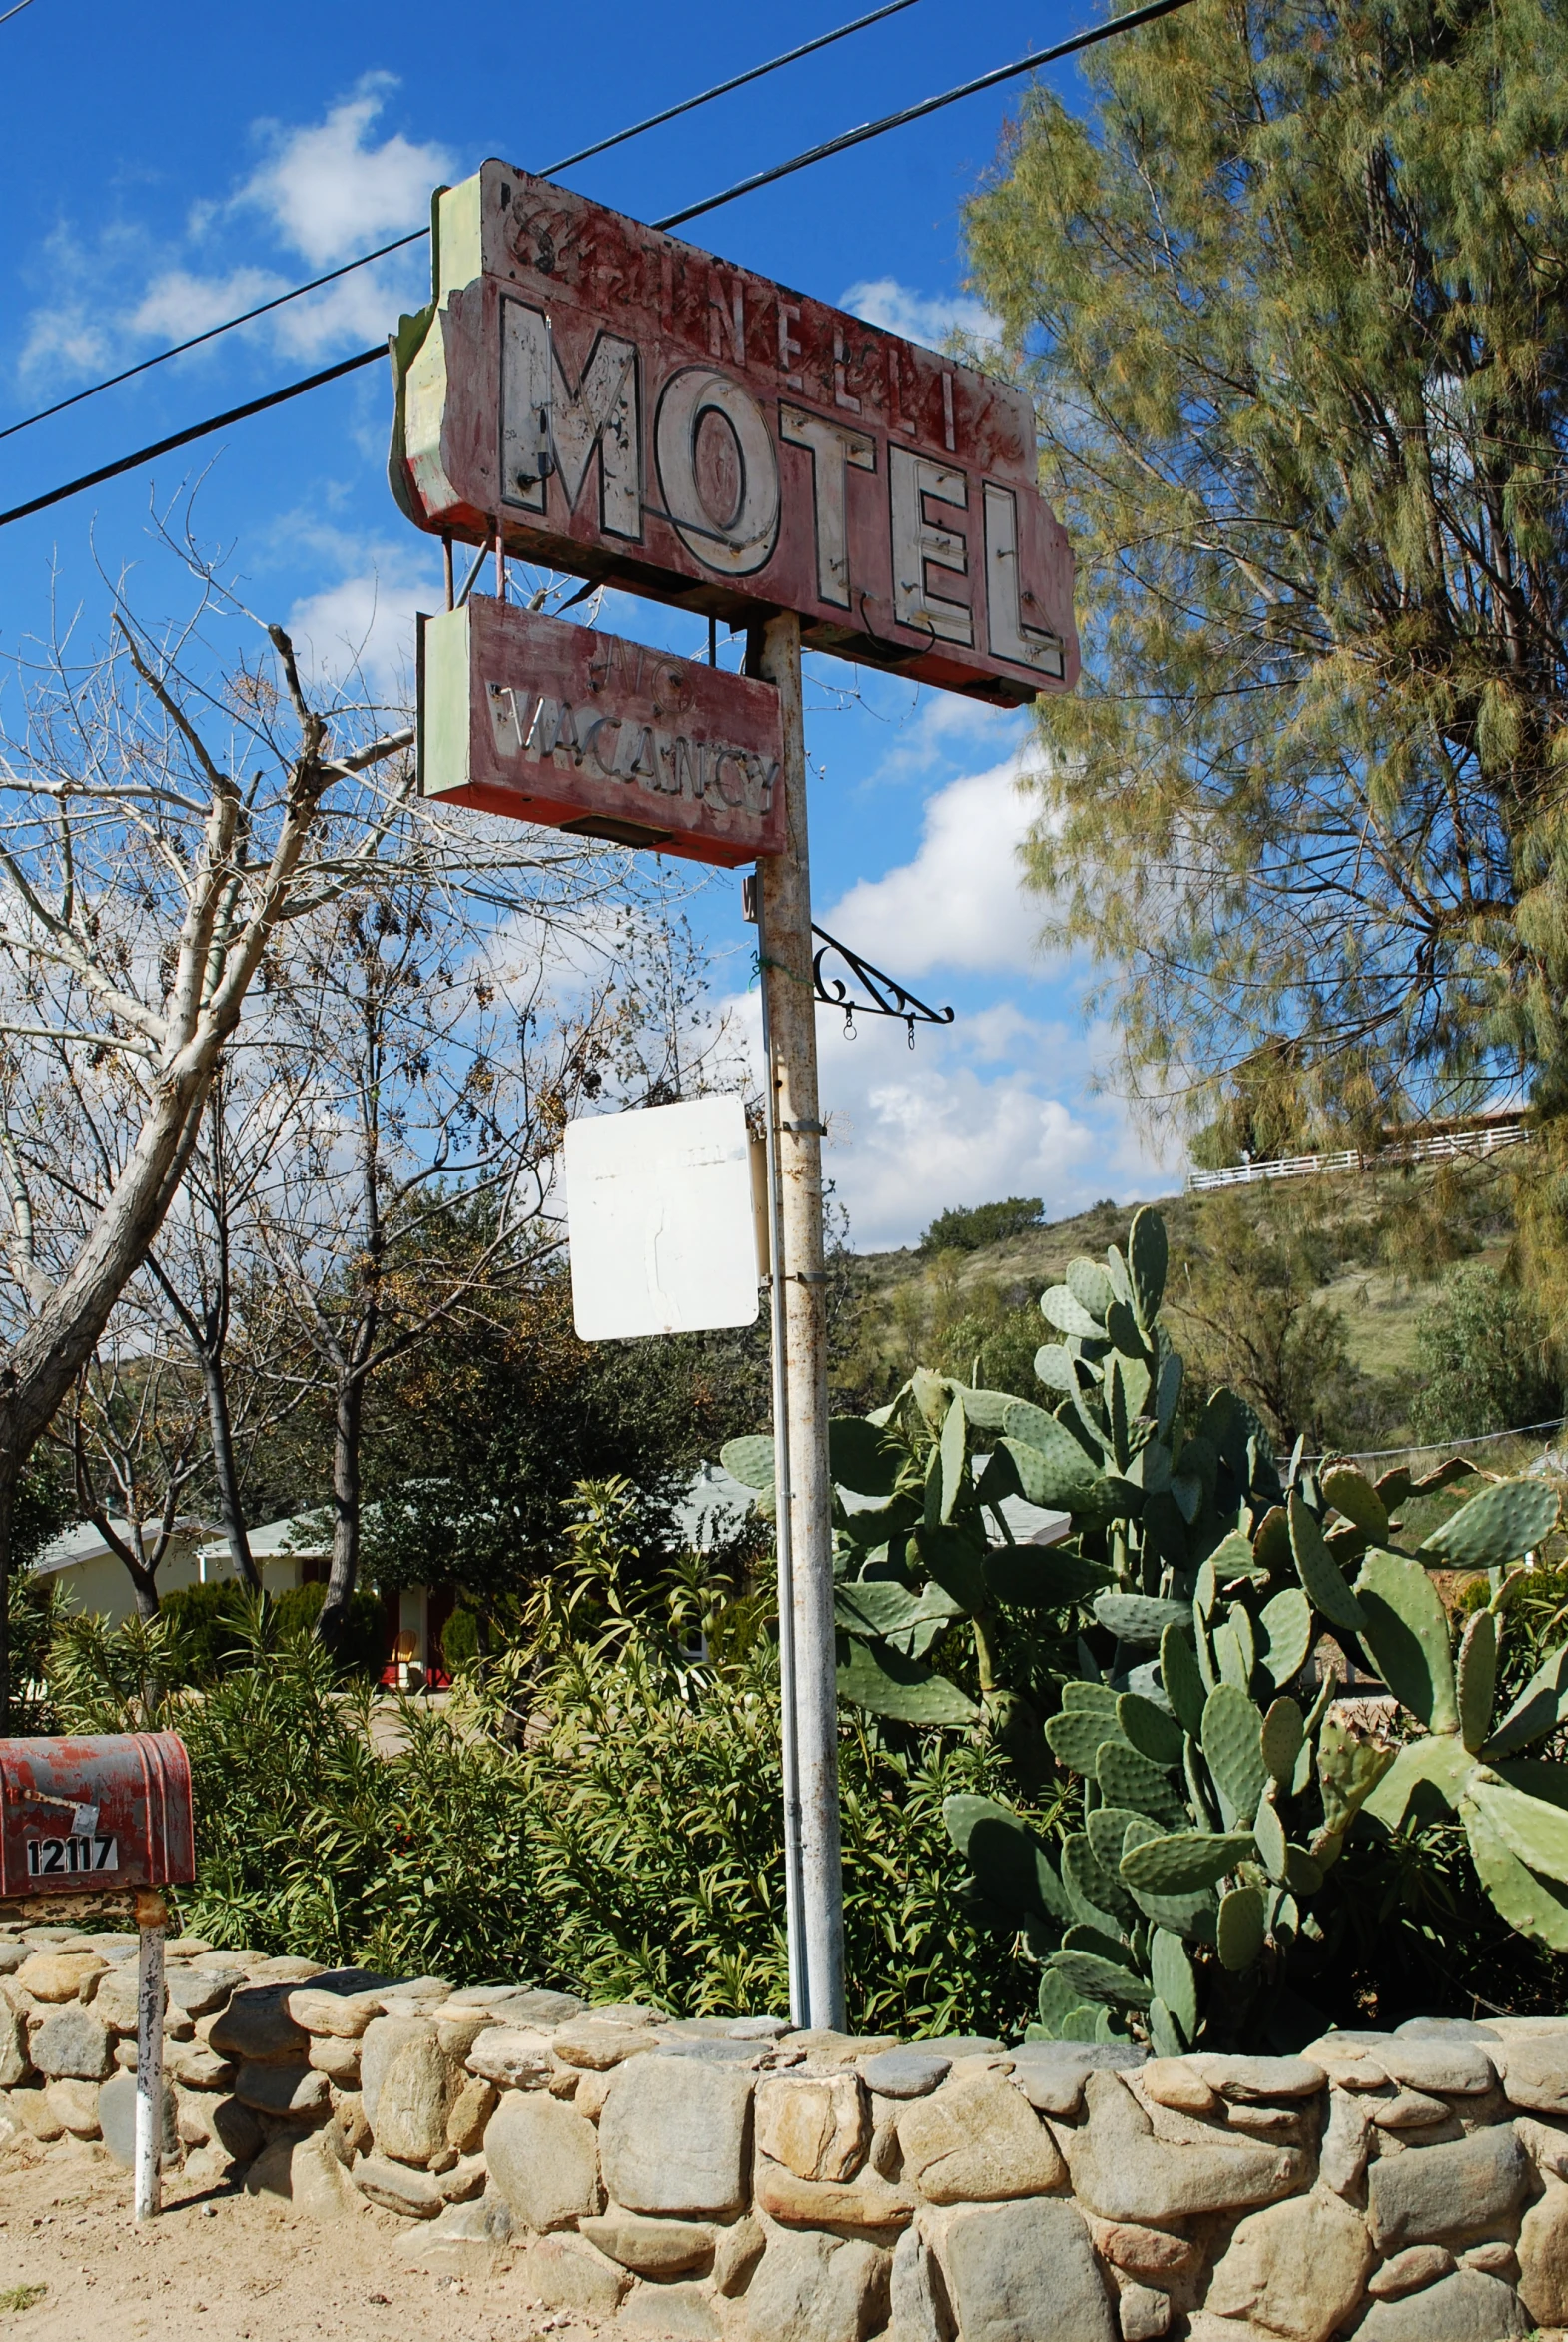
[0,232,428,449]
[0,0,927,450]
[542,0,925,176]
[0,0,41,25]
[652,0,1201,229]
[0,0,1207,533]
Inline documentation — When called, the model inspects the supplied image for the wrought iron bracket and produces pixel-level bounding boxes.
[810,922,955,1048]
[741,875,955,1047]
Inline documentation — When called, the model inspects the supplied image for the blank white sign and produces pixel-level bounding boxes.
[564,1095,761,1339]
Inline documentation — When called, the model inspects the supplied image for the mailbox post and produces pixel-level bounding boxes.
[0,1733,195,2220]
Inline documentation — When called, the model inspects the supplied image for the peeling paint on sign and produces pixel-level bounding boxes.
[391,164,1078,709]
[418,597,785,866]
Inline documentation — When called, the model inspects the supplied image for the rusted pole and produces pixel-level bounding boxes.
[755,874,806,2026]
[756,611,844,2031]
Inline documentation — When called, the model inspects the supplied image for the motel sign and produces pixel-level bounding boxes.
[391,163,1079,709]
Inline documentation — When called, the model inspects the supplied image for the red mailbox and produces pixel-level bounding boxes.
[0,1734,194,1900]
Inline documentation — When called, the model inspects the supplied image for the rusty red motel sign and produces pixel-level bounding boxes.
[391,162,1079,711]
[418,595,784,864]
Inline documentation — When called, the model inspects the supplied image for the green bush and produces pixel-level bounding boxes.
[439,1605,480,1670]
[156,1580,390,1685]
[272,1582,391,1681]
[40,1510,1041,2031]
[159,1585,251,1684]
[1411,1263,1561,1443]
[920,1197,1045,1254]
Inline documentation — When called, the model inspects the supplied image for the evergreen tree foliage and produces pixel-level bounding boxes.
[967,0,1568,1134]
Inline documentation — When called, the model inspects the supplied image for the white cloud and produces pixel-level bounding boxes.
[14,80,446,390]
[128,266,289,343]
[823,756,1045,978]
[839,276,1002,353]
[284,545,437,702]
[723,989,1177,1250]
[234,76,451,268]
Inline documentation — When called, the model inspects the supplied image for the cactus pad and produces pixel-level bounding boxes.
[1468,1780,1568,1886]
[943,1795,1070,1924]
[1485,1641,1568,1758]
[1457,1607,1499,1753]
[1257,1589,1313,1689]
[1289,1492,1367,1631]
[1215,1883,1266,1971]
[1161,1623,1207,1737]
[1321,1464,1389,1541]
[1119,1690,1186,1768]
[1421,1477,1560,1570]
[719,1434,774,1490]
[1094,1591,1189,1645]
[1150,1926,1197,2042]
[1201,1683,1269,1825]
[1353,1548,1459,1733]
[1047,1948,1153,2009]
[1097,1739,1188,1827]
[1120,1830,1254,1894]
[1259,1695,1305,1784]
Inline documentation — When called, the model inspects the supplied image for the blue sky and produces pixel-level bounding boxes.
[0,0,1181,1249]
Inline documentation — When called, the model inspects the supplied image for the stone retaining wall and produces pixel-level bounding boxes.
[3,1919,1567,2341]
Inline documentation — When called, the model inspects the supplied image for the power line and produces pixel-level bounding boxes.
[0,232,426,450]
[0,0,40,24]
[0,0,1209,533]
[0,350,384,531]
[653,0,1204,230]
[0,0,927,450]
[543,0,925,176]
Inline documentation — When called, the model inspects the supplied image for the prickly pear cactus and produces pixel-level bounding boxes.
[725,1204,1568,2042]
[947,1429,1565,2048]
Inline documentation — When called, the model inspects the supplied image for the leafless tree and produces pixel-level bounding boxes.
[252,861,634,1646]
[0,515,456,1716]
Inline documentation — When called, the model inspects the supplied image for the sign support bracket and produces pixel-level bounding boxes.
[756,612,845,2032]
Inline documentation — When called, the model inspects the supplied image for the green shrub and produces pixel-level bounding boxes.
[272,1582,391,1681]
[920,1197,1044,1254]
[1411,1263,1561,1443]
[439,1605,480,1670]
[159,1585,251,1683]
[41,1519,1041,2031]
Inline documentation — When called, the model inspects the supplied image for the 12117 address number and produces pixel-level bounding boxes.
[25,1834,119,1876]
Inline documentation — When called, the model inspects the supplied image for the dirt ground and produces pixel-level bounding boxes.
[0,2129,606,2342]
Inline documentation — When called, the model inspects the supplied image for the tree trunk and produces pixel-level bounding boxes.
[129,1563,161,1623]
[319,1370,364,1649]
[199,1346,261,1594]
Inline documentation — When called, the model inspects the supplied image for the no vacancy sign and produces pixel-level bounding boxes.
[391,162,1079,710]
[418,598,784,865]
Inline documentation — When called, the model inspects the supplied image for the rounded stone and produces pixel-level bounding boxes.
[486,2090,603,2231]
[858,2049,951,2100]
[16,1950,107,2002]
[1357,2268,1531,2338]
[599,2054,754,2218]
[30,2007,112,2081]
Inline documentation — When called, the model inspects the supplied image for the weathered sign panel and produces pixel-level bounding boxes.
[391,163,1078,709]
[418,597,784,865]
[564,1096,762,1339]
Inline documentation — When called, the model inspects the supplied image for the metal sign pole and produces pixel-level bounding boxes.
[755,875,806,2027]
[755,611,845,2032]
[134,1889,167,2221]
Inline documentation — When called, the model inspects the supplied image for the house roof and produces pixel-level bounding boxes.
[32,1517,213,1577]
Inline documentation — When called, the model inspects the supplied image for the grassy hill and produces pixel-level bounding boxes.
[841,1153,1539,1460]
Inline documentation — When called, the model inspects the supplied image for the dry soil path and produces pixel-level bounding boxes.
[0,2129,607,2342]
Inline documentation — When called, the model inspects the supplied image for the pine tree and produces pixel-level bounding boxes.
[968,0,1568,1139]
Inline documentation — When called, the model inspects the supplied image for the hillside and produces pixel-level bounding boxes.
[842,1153,1533,1457]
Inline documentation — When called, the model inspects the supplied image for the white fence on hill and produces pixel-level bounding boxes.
[1186,1121,1531,1193]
